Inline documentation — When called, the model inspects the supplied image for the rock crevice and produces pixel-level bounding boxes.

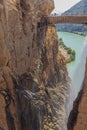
[0,0,70,130]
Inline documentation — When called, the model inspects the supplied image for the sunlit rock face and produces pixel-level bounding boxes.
[21,0,54,15]
[0,0,70,130]
[0,20,10,67]
[2,0,54,75]
[38,0,54,15]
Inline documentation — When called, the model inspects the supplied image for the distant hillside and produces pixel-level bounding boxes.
[64,0,87,15]
[56,0,87,35]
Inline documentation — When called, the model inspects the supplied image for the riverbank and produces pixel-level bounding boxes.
[58,31,85,79]
[70,31,87,36]
[59,38,76,63]
[56,24,87,36]
[58,31,87,36]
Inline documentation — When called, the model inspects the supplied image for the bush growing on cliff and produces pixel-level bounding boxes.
[59,38,76,63]
[59,38,64,45]
[67,48,72,54]
[72,50,75,56]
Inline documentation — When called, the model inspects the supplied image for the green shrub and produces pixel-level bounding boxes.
[67,48,72,54]
[59,38,76,63]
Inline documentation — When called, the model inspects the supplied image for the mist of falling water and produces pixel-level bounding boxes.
[66,36,87,117]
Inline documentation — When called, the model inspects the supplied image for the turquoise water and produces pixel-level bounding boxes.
[57,31,87,115]
[58,32,86,79]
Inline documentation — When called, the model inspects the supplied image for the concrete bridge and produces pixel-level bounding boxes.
[37,15,87,28]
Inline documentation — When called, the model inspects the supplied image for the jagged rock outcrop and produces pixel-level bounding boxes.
[0,0,70,130]
[67,59,87,130]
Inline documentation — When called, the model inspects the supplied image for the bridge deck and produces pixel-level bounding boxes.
[47,15,87,25]
[37,15,87,29]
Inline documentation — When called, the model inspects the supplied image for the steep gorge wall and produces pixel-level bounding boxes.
[0,0,70,130]
[67,59,87,130]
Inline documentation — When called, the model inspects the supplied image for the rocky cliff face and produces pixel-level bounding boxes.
[0,0,70,130]
[67,59,87,130]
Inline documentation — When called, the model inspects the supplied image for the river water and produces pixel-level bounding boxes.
[58,32,86,79]
[57,31,87,115]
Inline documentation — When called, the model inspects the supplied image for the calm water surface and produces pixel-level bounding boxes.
[58,32,85,79]
[57,31,87,115]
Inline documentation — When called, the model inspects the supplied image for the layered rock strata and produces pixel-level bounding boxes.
[0,0,70,130]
